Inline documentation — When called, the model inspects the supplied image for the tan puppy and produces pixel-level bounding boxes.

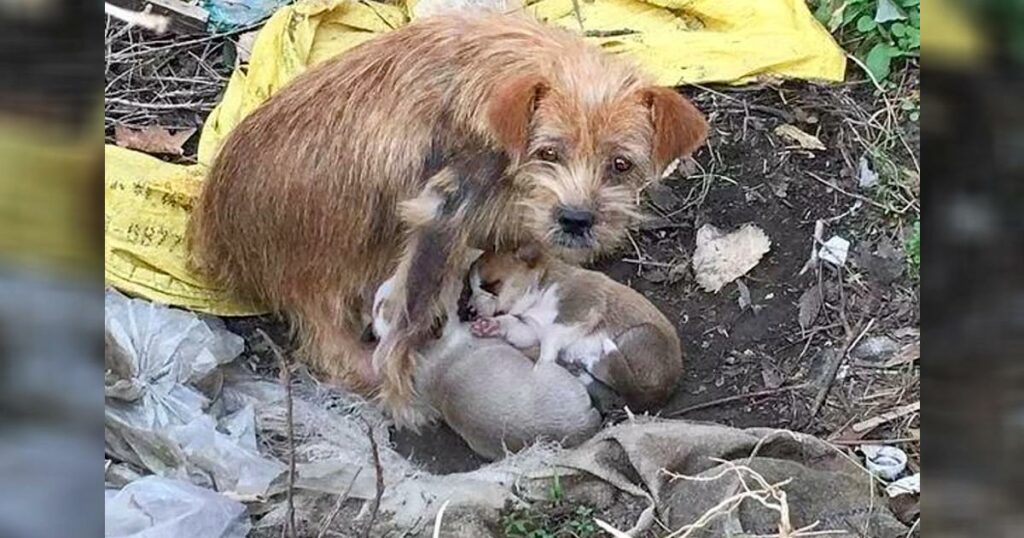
[189,12,707,426]
[467,246,683,411]
[372,271,601,461]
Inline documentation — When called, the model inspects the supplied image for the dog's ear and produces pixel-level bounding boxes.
[642,87,708,170]
[516,242,544,268]
[488,75,548,157]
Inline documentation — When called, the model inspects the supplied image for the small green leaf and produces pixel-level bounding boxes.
[857,15,877,33]
[875,0,907,23]
[891,22,907,37]
[865,43,896,80]
[901,0,920,6]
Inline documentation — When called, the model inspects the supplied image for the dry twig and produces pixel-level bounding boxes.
[258,329,297,538]
[361,417,385,538]
[666,383,811,418]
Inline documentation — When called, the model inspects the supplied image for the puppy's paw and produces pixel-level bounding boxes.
[470,317,502,338]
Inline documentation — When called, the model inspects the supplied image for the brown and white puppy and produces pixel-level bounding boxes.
[467,246,683,412]
[189,12,706,427]
[372,267,601,460]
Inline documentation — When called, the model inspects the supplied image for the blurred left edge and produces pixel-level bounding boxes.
[0,1,104,538]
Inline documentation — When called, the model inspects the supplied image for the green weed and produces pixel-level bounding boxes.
[812,0,920,81]
[905,219,920,278]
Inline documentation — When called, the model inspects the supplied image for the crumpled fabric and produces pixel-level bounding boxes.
[105,0,845,315]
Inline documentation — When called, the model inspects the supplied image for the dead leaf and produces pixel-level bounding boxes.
[774,124,826,151]
[114,125,195,156]
[736,279,752,311]
[692,223,771,293]
[797,284,823,330]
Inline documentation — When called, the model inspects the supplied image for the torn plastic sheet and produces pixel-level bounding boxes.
[105,475,251,538]
[104,290,284,499]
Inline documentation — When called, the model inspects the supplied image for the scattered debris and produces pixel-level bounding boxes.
[104,290,285,500]
[774,123,826,151]
[860,445,908,480]
[877,340,920,368]
[886,473,920,497]
[642,268,668,284]
[818,235,851,267]
[104,2,171,33]
[692,223,772,293]
[735,279,760,313]
[798,220,825,275]
[851,335,900,363]
[761,363,783,389]
[114,125,196,156]
[203,0,289,31]
[839,401,921,439]
[234,29,260,65]
[858,156,879,188]
[105,475,251,538]
[797,283,823,331]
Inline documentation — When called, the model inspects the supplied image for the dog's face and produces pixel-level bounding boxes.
[468,245,544,318]
[488,68,707,256]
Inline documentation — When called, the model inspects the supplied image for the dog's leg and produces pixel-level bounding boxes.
[375,219,468,429]
[293,289,379,396]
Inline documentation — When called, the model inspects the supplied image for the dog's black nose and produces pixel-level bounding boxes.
[556,206,595,236]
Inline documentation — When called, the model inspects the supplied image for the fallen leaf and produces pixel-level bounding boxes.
[114,125,196,156]
[692,223,771,293]
[774,124,826,151]
[797,284,823,330]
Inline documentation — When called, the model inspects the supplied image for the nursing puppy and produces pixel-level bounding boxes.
[468,246,683,412]
[372,272,601,461]
[189,12,706,426]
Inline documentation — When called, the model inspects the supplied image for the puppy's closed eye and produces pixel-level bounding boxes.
[480,279,501,295]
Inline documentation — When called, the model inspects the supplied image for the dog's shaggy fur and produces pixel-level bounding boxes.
[189,12,706,427]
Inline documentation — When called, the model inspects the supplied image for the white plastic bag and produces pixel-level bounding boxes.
[105,475,250,538]
[104,290,284,498]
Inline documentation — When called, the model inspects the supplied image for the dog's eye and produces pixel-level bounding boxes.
[536,147,560,163]
[612,156,634,173]
[480,279,501,295]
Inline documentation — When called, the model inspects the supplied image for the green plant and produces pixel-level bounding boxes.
[499,476,598,538]
[905,219,920,278]
[812,0,920,81]
[549,473,563,502]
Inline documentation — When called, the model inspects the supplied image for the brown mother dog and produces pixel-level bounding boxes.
[189,12,706,427]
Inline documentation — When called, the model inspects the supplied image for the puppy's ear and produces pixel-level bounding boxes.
[488,75,548,157]
[642,87,708,170]
[516,242,544,268]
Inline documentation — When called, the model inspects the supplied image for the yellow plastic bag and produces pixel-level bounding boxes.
[106,0,845,315]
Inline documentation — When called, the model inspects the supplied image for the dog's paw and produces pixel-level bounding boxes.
[470,317,502,337]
